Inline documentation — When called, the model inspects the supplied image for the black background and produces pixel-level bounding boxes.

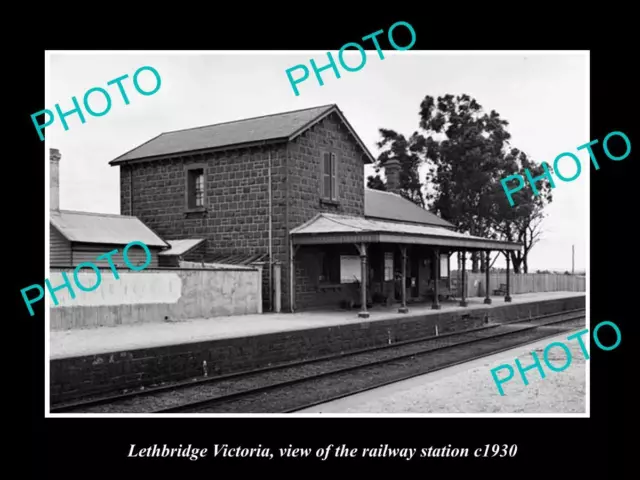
[17,11,632,476]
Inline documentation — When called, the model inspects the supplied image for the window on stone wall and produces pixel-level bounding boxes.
[384,252,394,281]
[321,152,338,201]
[186,165,206,210]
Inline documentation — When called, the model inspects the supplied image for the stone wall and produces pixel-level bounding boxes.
[119,145,289,311]
[286,112,367,310]
[117,111,369,313]
[287,111,365,224]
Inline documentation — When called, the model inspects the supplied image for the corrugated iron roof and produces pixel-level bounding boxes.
[109,104,375,165]
[158,238,205,256]
[50,210,168,248]
[205,253,269,265]
[364,188,455,228]
[290,213,521,250]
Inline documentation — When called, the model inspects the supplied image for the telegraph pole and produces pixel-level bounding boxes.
[572,245,575,275]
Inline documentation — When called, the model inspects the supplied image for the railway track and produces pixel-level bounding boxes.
[51,308,586,414]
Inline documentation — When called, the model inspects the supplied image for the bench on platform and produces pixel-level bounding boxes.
[493,283,508,295]
[427,279,454,301]
[449,277,460,300]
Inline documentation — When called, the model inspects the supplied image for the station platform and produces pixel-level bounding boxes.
[49,291,585,406]
[50,291,583,360]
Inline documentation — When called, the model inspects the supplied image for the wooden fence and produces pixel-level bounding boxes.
[456,272,586,297]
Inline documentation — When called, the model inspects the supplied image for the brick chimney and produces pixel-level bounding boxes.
[384,158,401,193]
[50,148,61,211]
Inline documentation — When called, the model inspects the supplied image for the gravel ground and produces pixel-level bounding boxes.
[298,330,588,414]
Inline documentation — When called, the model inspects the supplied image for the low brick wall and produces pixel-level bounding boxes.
[50,266,263,331]
[50,294,585,405]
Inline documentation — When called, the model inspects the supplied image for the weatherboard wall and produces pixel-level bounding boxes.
[50,224,71,267]
[49,223,162,269]
[71,243,161,269]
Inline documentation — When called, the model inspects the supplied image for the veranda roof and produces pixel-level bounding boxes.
[290,213,522,251]
[158,239,205,257]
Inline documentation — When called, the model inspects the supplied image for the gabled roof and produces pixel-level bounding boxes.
[364,188,455,229]
[158,238,205,257]
[50,210,169,248]
[109,104,375,165]
[290,213,522,251]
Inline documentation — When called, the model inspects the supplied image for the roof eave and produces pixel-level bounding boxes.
[291,227,523,251]
[50,221,72,242]
[364,214,455,230]
[50,219,169,249]
[109,132,165,166]
[289,213,325,235]
[109,137,290,166]
[68,239,169,249]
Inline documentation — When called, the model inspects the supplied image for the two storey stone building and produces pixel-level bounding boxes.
[110,104,521,316]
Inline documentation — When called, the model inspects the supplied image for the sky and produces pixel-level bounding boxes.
[46,51,588,273]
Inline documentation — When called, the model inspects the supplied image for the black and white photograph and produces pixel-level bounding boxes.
[42,50,589,417]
